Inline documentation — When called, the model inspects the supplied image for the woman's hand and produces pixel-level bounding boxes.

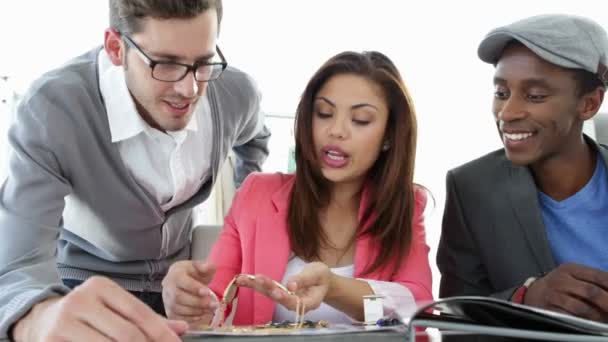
[161,260,218,328]
[236,262,333,313]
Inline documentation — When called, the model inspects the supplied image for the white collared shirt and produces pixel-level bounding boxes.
[98,50,212,212]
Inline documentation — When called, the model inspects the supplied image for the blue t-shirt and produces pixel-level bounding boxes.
[539,154,608,271]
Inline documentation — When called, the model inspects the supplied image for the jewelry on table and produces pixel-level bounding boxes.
[210,273,310,331]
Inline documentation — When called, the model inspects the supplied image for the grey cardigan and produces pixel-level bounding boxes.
[0,48,270,337]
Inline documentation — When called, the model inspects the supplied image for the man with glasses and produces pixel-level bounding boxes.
[0,0,270,340]
[122,35,228,85]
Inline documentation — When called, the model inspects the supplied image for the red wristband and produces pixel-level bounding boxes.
[511,277,537,304]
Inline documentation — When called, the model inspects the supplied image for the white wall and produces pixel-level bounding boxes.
[219,0,608,296]
[1,0,608,297]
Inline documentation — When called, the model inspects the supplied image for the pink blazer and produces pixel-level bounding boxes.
[208,173,432,325]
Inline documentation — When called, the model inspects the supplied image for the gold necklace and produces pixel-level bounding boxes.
[211,274,308,330]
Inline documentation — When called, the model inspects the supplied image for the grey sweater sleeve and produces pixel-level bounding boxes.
[0,89,72,338]
[229,73,270,187]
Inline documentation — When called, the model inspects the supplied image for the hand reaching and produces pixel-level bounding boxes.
[13,276,188,342]
[161,260,218,328]
[236,262,333,314]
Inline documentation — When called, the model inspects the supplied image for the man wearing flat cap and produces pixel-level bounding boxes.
[437,14,608,322]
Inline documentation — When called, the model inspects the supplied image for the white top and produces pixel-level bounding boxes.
[272,256,420,323]
[273,256,355,324]
[98,50,212,211]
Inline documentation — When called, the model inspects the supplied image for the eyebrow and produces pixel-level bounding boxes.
[493,77,507,85]
[314,96,380,111]
[150,51,216,63]
[493,76,552,89]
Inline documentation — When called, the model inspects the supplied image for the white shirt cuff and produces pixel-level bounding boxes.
[357,278,418,320]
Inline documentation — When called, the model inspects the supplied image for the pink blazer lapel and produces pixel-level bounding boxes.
[251,178,292,323]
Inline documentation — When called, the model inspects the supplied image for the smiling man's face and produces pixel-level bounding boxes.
[492,43,585,167]
[122,10,218,132]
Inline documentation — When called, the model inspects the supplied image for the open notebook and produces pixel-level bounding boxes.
[406,296,608,341]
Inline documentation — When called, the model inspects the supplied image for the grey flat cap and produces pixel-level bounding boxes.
[478,14,608,86]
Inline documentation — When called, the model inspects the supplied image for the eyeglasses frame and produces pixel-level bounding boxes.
[121,34,227,82]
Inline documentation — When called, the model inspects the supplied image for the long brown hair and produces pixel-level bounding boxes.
[288,51,418,276]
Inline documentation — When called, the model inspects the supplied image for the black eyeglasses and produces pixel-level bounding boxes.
[122,35,227,82]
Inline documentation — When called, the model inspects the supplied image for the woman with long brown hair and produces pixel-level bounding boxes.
[162,51,432,326]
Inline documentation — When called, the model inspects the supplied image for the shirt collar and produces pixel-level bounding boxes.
[98,50,149,142]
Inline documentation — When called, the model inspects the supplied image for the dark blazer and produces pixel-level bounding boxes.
[437,136,608,300]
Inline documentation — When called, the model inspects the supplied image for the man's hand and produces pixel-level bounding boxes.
[236,262,333,313]
[525,263,608,322]
[13,276,188,341]
[161,260,218,327]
